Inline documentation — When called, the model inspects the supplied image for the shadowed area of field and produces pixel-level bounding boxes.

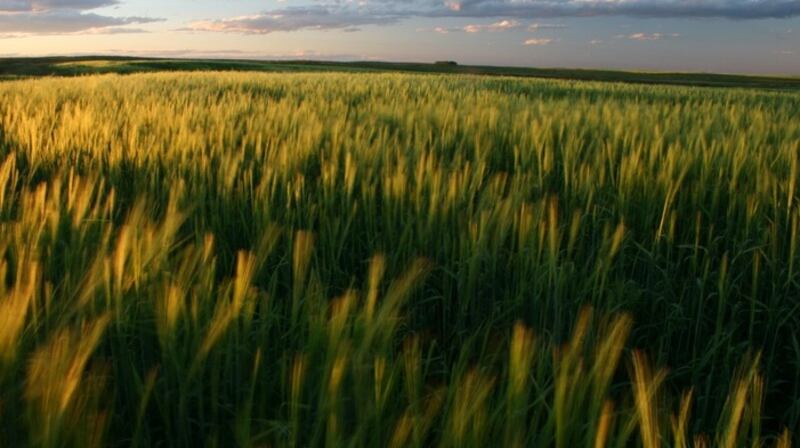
[2,56,799,90]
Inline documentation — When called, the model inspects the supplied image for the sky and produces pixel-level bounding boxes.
[1,0,799,74]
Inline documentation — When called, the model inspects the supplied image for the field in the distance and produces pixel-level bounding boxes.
[3,56,800,90]
[0,68,799,447]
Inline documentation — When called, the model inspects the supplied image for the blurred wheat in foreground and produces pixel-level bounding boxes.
[0,72,798,446]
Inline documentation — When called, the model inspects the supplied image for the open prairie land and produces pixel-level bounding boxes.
[0,70,799,446]
[3,56,800,90]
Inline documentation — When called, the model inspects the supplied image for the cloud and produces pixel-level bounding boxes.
[527,22,567,31]
[426,19,520,33]
[589,39,603,45]
[444,1,461,12]
[0,28,150,38]
[0,0,162,36]
[463,19,518,32]
[181,7,400,34]
[0,10,161,35]
[0,0,117,12]
[523,38,554,45]
[187,1,800,38]
[423,0,800,19]
[624,32,681,41]
[82,26,150,35]
[429,19,564,35]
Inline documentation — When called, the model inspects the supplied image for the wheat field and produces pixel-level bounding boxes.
[0,71,798,446]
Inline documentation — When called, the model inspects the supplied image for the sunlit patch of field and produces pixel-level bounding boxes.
[54,60,139,68]
[0,71,798,446]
